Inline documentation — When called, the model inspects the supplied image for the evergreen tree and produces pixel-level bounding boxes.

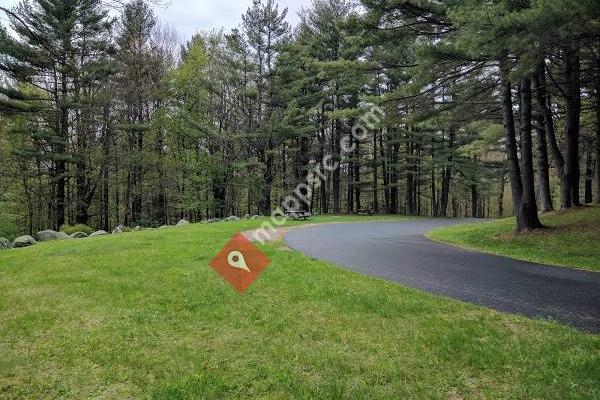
[0,0,113,228]
[242,0,291,215]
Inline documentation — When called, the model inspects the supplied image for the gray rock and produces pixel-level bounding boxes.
[112,224,126,234]
[176,219,190,227]
[70,232,88,239]
[89,230,108,237]
[134,226,141,231]
[159,225,169,229]
[35,230,72,242]
[206,218,222,224]
[13,235,37,248]
[0,237,12,250]
[225,215,240,222]
[251,215,260,220]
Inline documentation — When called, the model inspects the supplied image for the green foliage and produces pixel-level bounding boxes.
[60,224,95,235]
[1,0,598,233]
[0,208,17,240]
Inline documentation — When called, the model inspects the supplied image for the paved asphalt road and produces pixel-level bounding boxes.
[285,219,600,333]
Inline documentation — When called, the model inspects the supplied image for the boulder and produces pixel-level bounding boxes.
[206,218,222,224]
[13,235,37,248]
[244,214,250,219]
[176,219,190,227]
[159,225,169,229]
[112,224,126,234]
[251,215,260,220]
[89,230,108,237]
[0,237,11,250]
[35,230,72,242]
[225,216,240,222]
[134,226,141,231]
[70,232,88,239]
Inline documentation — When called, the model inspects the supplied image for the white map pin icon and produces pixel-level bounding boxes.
[227,251,251,273]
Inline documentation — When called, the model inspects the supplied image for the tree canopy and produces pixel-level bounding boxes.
[0,0,599,237]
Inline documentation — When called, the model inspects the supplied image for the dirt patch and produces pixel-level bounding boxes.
[277,244,294,251]
[242,228,288,243]
[445,388,464,400]
[493,232,515,241]
[242,222,327,243]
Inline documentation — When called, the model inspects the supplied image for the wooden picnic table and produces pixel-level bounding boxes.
[355,208,374,216]
[285,210,312,220]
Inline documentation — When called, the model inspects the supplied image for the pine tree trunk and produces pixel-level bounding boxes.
[498,170,506,218]
[132,126,144,223]
[406,140,414,215]
[381,132,390,213]
[332,119,341,214]
[390,142,399,214]
[372,129,378,214]
[439,130,454,217]
[319,110,328,214]
[102,106,111,231]
[347,134,354,214]
[76,152,89,224]
[533,63,570,209]
[354,139,361,211]
[431,139,437,217]
[114,144,120,225]
[124,169,132,226]
[158,129,167,225]
[213,181,227,219]
[259,150,273,216]
[584,148,593,204]
[595,78,600,204]
[471,184,478,218]
[416,142,421,216]
[500,58,525,230]
[299,136,310,212]
[55,71,69,229]
[282,146,288,194]
[534,112,554,212]
[564,43,582,207]
[519,78,543,230]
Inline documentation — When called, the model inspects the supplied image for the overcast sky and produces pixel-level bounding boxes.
[0,0,307,43]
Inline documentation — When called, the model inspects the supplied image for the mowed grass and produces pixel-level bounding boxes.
[427,206,600,272]
[0,217,598,399]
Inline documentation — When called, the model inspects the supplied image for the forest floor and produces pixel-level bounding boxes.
[0,216,598,399]
[427,206,600,272]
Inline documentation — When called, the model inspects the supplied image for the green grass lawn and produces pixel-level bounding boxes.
[0,216,598,399]
[427,206,600,272]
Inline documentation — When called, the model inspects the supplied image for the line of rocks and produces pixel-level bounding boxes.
[1,216,262,251]
[207,215,260,224]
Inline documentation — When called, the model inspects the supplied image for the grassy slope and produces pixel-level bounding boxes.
[427,206,600,272]
[0,217,598,399]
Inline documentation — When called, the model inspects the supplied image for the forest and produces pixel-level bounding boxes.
[0,0,599,237]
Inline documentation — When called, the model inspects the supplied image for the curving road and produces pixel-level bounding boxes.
[285,220,600,333]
